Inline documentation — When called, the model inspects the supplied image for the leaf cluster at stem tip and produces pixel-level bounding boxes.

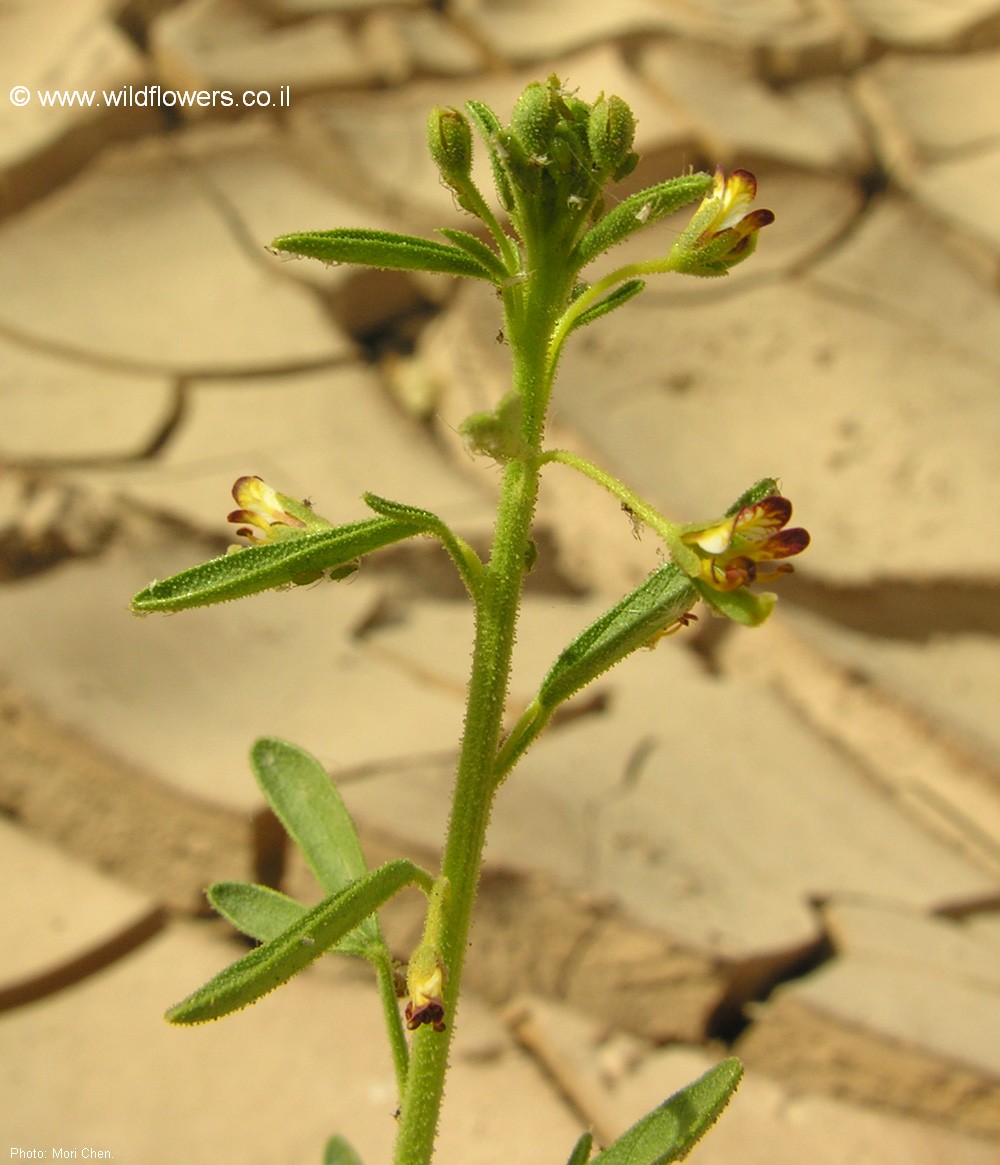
[269,77,775,420]
[269,76,772,304]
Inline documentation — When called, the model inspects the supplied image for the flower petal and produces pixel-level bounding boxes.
[733,496,792,541]
[713,168,758,231]
[685,515,737,555]
[227,475,309,544]
[754,527,810,561]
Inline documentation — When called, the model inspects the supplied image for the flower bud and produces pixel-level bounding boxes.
[458,392,527,462]
[588,95,638,182]
[404,875,449,1034]
[404,951,446,1032]
[427,106,474,191]
[509,80,559,164]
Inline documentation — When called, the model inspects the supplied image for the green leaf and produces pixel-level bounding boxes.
[724,476,780,516]
[694,580,776,628]
[573,174,713,270]
[363,492,484,596]
[565,1131,593,1165]
[270,227,494,280]
[208,881,307,940]
[568,279,645,333]
[592,1058,742,1165]
[323,1135,364,1165]
[495,564,698,782]
[538,563,698,709]
[362,492,446,528]
[166,859,432,1025]
[207,880,371,960]
[251,738,369,899]
[132,517,426,613]
[465,99,514,212]
[437,227,507,279]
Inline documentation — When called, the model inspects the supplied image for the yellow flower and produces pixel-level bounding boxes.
[227,475,330,544]
[682,494,808,592]
[668,168,774,276]
[404,959,446,1033]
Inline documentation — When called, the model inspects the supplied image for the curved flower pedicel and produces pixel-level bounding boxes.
[680,492,809,625]
[667,167,775,276]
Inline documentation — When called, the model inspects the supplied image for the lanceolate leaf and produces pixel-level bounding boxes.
[494,564,697,781]
[167,859,432,1025]
[437,228,508,280]
[694,580,775,628]
[465,99,514,212]
[270,227,494,280]
[208,881,307,942]
[591,1058,742,1165]
[573,173,713,269]
[132,517,427,613]
[363,492,484,595]
[207,880,370,960]
[724,476,780,515]
[251,738,370,905]
[565,1131,593,1165]
[567,279,645,333]
[323,1136,365,1165]
[538,563,697,709]
[362,492,456,531]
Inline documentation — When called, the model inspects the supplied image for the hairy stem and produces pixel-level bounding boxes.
[540,448,679,543]
[392,456,540,1165]
[392,253,569,1163]
[374,952,409,1099]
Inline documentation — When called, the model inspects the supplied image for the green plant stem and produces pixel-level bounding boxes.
[392,458,540,1165]
[373,951,409,1099]
[392,261,566,1165]
[540,448,679,542]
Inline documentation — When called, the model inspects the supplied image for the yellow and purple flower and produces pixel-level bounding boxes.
[404,959,446,1033]
[674,488,809,625]
[228,475,330,545]
[668,168,774,276]
[682,494,808,591]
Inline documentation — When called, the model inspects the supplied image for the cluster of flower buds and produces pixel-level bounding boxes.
[428,77,774,281]
[428,75,639,257]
